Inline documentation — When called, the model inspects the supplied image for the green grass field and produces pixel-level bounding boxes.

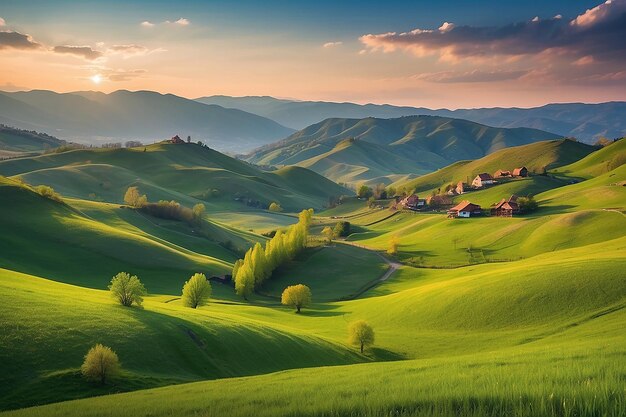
[1,139,625,416]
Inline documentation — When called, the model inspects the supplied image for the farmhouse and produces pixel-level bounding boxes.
[472,173,495,188]
[494,169,511,178]
[491,195,520,217]
[170,135,185,144]
[447,200,482,218]
[512,167,528,177]
[400,194,426,210]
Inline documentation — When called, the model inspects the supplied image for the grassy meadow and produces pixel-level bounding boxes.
[0,139,624,416]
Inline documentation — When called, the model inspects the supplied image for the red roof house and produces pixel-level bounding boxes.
[447,200,482,218]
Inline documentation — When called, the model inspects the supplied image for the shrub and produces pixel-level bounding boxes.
[321,226,334,243]
[109,272,146,307]
[182,273,212,308]
[192,203,206,225]
[81,344,120,384]
[141,200,194,224]
[123,186,147,208]
[518,195,539,213]
[357,185,373,199]
[268,202,283,212]
[348,320,375,353]
[281,284,312,313]
[333,221,351,237]
[35,185,63,203]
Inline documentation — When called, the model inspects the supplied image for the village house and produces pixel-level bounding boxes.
[400,194,426,210]
[491,195,520,217]
[512,167,528,177]
[170,135,185,144]
[472,173,495,188]
[447,200,482,218]
[494,169,511,178]
[456,181,466,195]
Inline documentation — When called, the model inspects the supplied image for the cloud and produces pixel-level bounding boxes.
[0,30,42,50]
[140,21,155,28]
[359,0,626,64]
[323,41,342,48]
[165,18,190,26]
[438,22,455,32]
[415,69,529,83]
[102,68,147,82]
[0,17,5,26]
[109,44,148,56]
[53,45,103,60]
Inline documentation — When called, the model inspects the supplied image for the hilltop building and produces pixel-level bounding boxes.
[447,200,482,218]
[472,173,495,188]
[170,135,185,144]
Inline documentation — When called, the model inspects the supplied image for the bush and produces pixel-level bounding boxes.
[35,185,63,203]
[123,186,147,208]
[348,320,375,353]
[81,344,120,384]
[333,221,351,237]
[518,195,539,213]
[357,185,373,199]
[321,226,334,243]
[281,284,312,313]
[141,200,194,224]
[109,272,146,307]
[182,273,212,308]
[268,202,283,212]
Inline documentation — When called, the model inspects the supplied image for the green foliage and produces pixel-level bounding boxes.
[357,185,373,198]
[387,235,399,256]
[141,200,197,225]
[234,209,313,299]
[281,284,312,313]
[108,272,146,307]
[123,186,147,208]
[192,203,206,225]
[348,320,375,353]
[35,185,63,203]
[268,202,283,212]
[517,195,539,213]
[181,273,212,308]
[80,344,120,384]
[333,221,351,237]
[321,226,334,243]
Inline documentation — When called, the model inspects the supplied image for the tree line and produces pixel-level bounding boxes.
[232,209,313,299]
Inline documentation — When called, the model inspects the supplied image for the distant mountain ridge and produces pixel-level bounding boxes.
[0,90,294,153]
[247,115,561,185]
[196,95,626,143]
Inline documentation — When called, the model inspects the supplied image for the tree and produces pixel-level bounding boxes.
[81,344,120,384]
[321,226,334,244]
[182,273,212,308]
[281,284,312,313]
[373,183,387,199]
[234,263,255,300]
[108,272,146,307]
[192,203,206,225]
[232,259,243,280]
[123,186,147,208]
[348,320,375,353]
[35,185,63,203]
[268,202,283,212]
[518,195,539,213]
[387,235,399,256]
[333,221,351,237]
[357,185,373,199]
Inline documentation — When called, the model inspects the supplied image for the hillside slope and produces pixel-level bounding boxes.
[0,125,66,158]
[0,90,294,152]
[248,116,561,185]
[0,142,349,211]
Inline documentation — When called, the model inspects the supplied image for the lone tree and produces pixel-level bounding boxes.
[123,186,147,208]
[81,344,120,384]
[281,284,312,313]
[321,226,334,244]
[109,272,146,307]
[182,273,212,308]
[192,203,206,225]
[387,235,399,256]
[348,320,375,353]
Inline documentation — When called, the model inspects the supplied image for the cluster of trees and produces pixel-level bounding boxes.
[321,221,351,243]
[518,195,539,213]
[233,209,313,299]
[124,140,143,148]
[123,187,205,226]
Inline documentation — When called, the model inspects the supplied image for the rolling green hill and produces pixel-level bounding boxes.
[394,139,595,195]
[247,115,561,185]
[0,142,350,211]
[551,138,625,179]
[0,125,65,155]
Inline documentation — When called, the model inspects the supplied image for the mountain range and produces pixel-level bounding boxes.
[0,90,294,153]
[247,115,561,185]
[197,95,626,143]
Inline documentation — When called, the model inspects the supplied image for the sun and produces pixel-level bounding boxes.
[90,74,102,84]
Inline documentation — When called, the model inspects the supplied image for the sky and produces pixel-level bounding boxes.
[0,0,625,108]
